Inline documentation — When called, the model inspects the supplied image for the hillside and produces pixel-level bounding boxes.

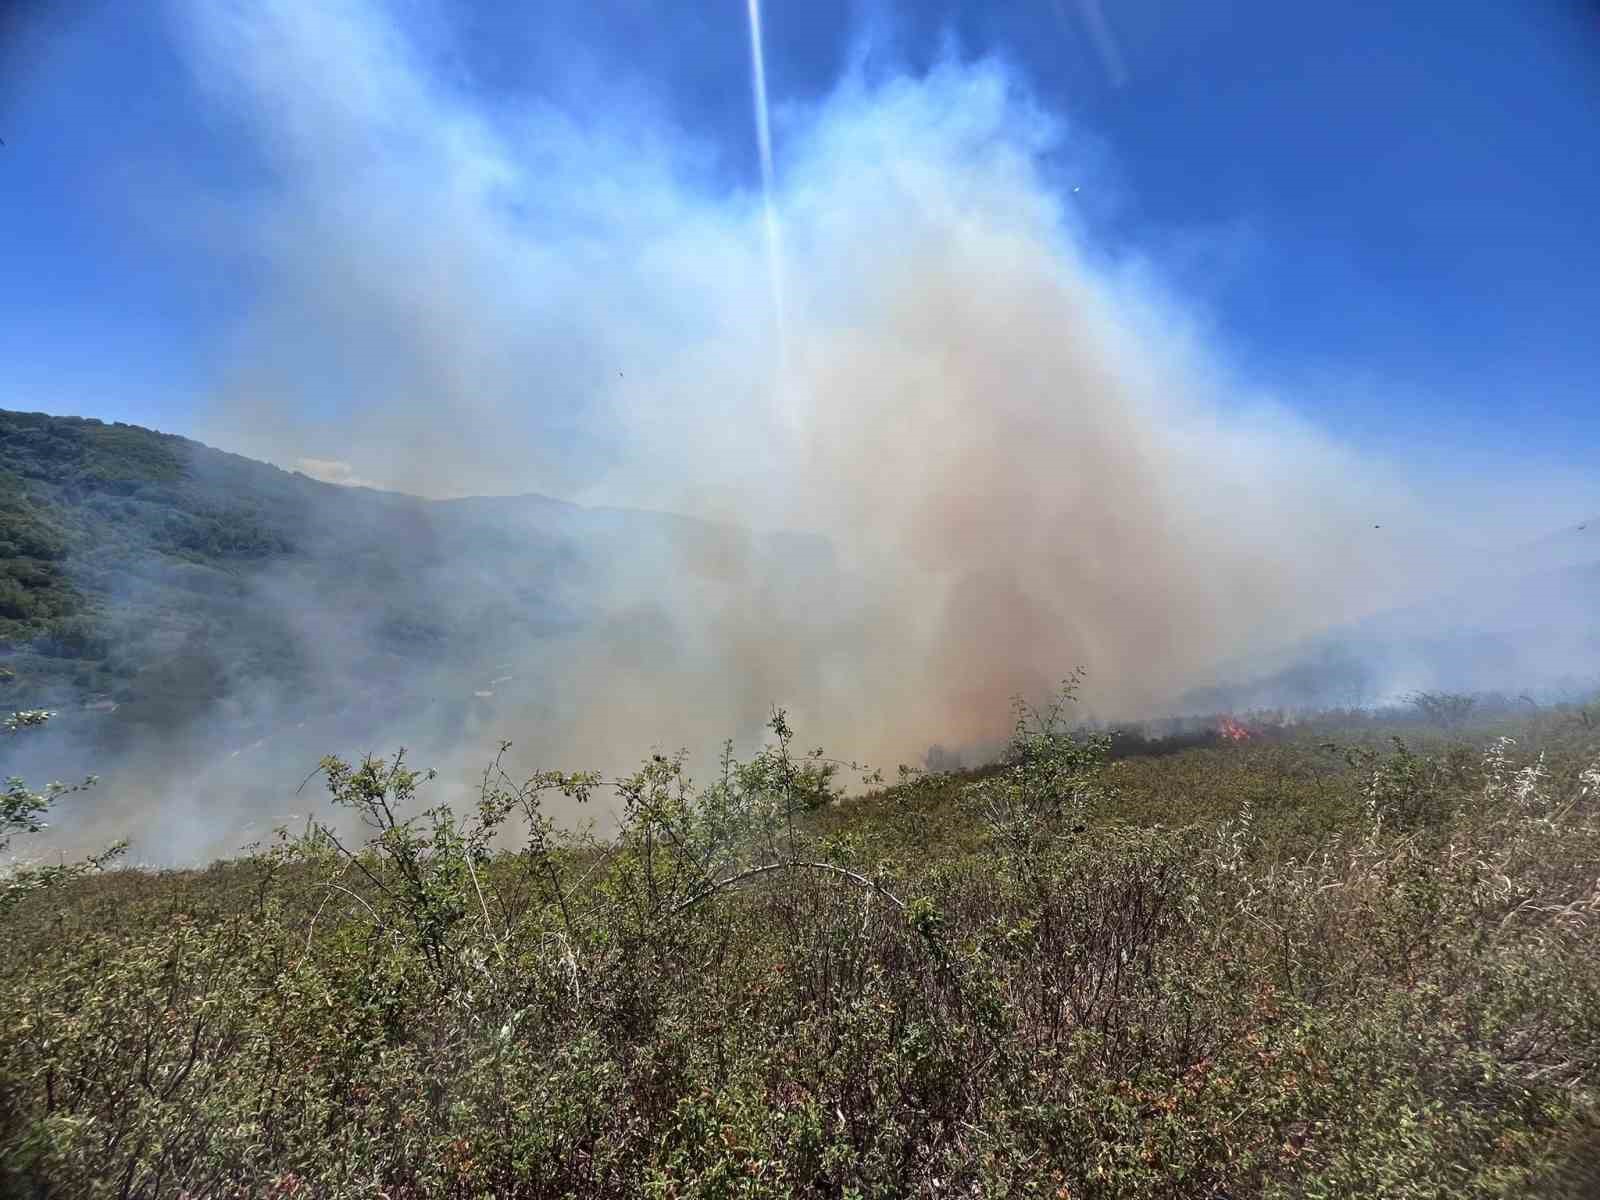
[1181,541,1600,714]
[3,695,1599,1196]
[6,407,1597,792]
[3,412,1600,1196]
[0,409,825,764]
[0,410,590,715]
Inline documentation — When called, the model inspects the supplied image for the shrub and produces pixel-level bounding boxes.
[2,688,1598,1197]
[1,709,123,915]
[1411,691,1479,730]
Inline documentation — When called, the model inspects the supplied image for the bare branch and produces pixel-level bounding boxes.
[671,859,905,917]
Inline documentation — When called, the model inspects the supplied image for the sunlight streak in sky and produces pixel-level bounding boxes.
[745,0,792,427]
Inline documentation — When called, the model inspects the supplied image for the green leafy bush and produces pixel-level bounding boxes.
[2,689,1599,1197]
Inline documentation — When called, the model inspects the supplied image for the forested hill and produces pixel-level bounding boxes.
[2,409,327,642]
[1,410,328,708]
[0,408,785,752]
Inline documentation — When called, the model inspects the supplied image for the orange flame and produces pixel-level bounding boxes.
[1218,716,1253,743]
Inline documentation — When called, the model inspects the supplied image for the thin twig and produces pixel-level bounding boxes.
[297,861,356,961]
[463,846,505,964]
[671,859,905,917]
[292,879,390,971]
[326,882,386,927]
[317,824,398,902]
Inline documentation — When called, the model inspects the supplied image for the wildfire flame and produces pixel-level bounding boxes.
[1218,716,1253,743]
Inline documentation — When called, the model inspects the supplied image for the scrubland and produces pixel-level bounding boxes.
[3,689,1599,1198]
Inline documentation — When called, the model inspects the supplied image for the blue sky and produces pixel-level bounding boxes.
[1,0,1597,514]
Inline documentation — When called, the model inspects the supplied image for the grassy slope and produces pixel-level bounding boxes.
[3,701,1598,1198]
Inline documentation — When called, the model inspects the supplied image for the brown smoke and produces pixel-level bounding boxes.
[166,3,1451,783]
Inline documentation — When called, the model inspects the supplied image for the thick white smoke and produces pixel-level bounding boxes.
[167,0,1462,776]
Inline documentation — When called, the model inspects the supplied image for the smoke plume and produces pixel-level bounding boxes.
[29,0,1589,866]
[165,0,1463,767]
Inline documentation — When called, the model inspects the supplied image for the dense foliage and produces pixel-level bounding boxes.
[3,689,1598,1198]
[0,409,341,719]
[0,410,287,630]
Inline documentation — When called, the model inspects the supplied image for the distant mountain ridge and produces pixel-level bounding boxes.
[1181,546,1600,713]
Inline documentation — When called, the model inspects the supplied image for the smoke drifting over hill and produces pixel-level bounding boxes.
[175,5,1439,714]
[12,1,1596,864]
